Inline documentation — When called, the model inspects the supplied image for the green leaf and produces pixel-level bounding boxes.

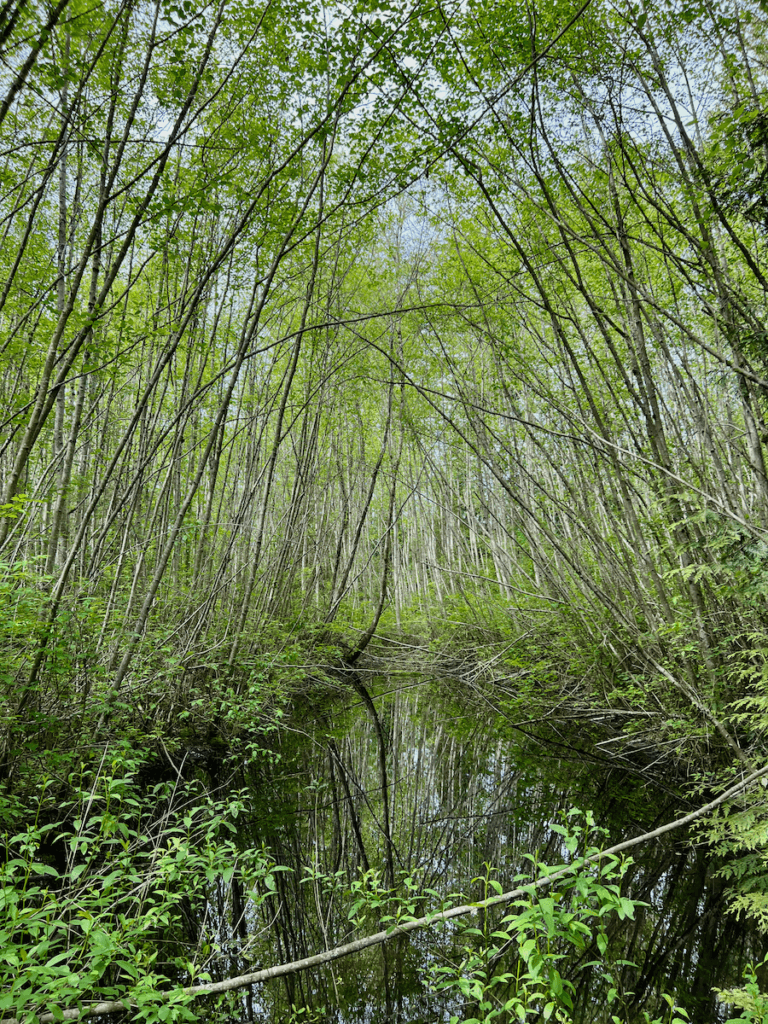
[348,900,366,919]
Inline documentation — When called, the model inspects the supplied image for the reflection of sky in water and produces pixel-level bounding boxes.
[192,679,758,1023]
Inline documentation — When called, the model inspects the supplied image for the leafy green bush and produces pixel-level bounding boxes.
[0,744,281,1024]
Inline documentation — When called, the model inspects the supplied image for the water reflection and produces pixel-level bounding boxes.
[199,674,765,1023]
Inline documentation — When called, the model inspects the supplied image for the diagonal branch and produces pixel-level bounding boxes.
[4,764,767,1024]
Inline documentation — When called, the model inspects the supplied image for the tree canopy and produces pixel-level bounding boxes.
[3,0,768,1020]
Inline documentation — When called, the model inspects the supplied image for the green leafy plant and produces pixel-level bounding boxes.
[0,746,284,1024]
[429,813,645,1024]
[715,954,768,1023]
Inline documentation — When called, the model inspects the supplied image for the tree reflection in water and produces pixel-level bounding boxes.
[197,674,766,1024]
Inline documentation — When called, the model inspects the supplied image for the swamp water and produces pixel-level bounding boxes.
[195,675,765,1024]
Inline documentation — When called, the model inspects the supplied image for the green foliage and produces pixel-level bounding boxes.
[0,560,52,655]
[0,496,38,522]
[715,954,768,1023]
[643,993,691,1024]
[0,746,283,1023]
[4,0,768,1017]
[429,813,644,1024]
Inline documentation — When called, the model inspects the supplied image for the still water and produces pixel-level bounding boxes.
[198,672,764,1024]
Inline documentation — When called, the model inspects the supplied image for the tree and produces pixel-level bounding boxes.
[4,0,768,1020]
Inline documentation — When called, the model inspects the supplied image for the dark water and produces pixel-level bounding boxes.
[197,672,765,1024]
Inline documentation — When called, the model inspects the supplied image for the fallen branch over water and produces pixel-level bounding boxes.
[5,764,767,1024]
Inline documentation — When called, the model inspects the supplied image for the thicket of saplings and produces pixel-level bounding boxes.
[3,0,768,1019]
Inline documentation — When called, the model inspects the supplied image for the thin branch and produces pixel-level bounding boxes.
[5,763,767,1024]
